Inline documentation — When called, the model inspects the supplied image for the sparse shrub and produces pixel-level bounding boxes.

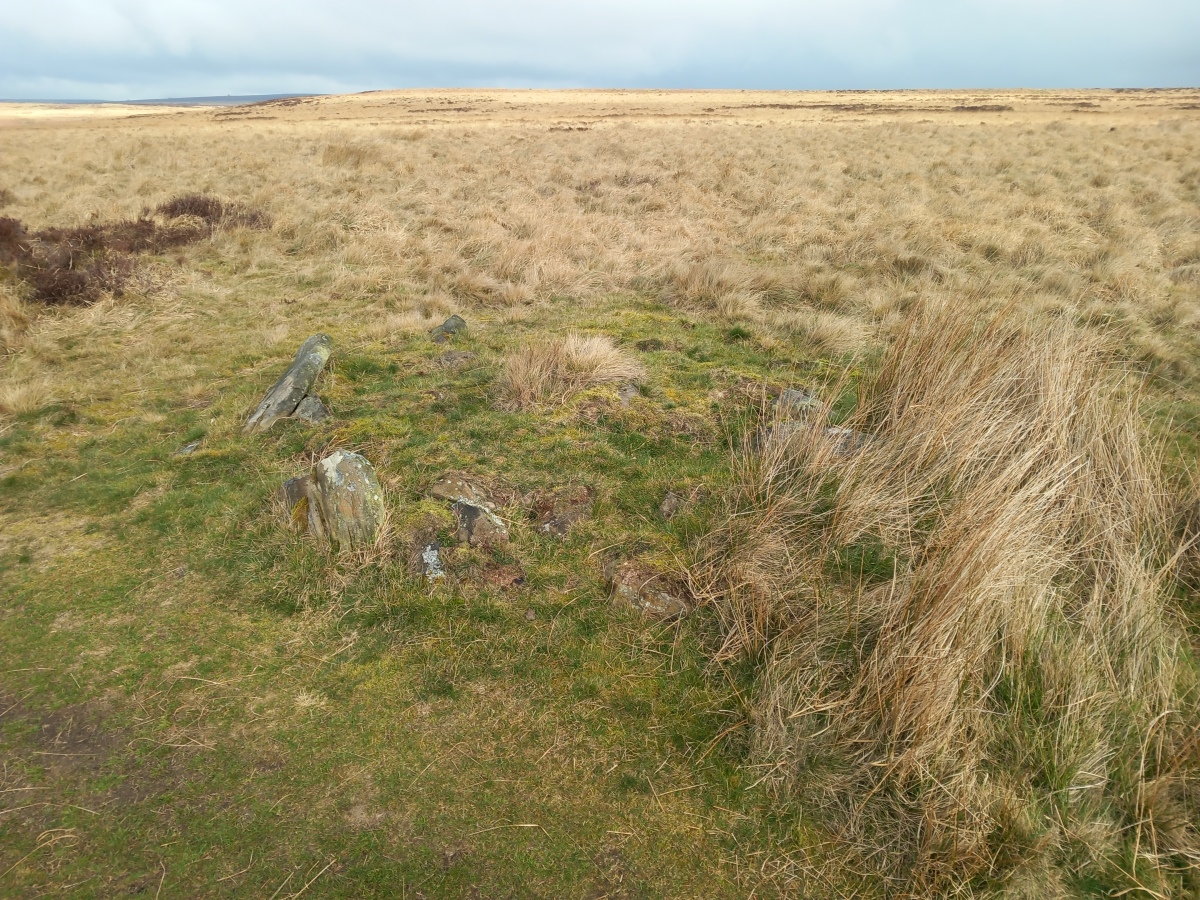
[0,194,269,306]
[498,333,645,410]
[690,302,1200,895]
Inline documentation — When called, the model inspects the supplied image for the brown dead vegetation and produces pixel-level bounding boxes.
[691,302,1200,895]
[0,194,268,306]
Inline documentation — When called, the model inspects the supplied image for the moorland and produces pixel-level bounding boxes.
[2,88,1199,897]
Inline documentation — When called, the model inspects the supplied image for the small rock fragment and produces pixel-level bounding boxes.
[244,334,333,433]
[524,609,536,622]
[276,473,327,542]
[452,500,508,547]
[173,440,202,456]
[617,383,639,407]
[430,473,493,507]
[421,542,446,580]
[660,491,685,521]
[604,560,688,621]
[777,388,818,417]
[292,395,330,424]
[430,315,467,344]
[436,350,478,370]
[534,486,596,537]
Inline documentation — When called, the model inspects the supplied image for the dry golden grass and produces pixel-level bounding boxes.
[1,88,1198,896]
[691,302,1199,895]
[0,88,1197,420]
[497,332,645,409]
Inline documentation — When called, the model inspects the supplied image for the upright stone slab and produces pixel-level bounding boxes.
[312,450,386,550]
[243,334,333,434]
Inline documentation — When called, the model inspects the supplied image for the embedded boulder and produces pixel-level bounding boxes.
[430,315,467,344]
[533,485,595,537]
[452,500,508,547]
[277,450,385,550]
[243,334,333,433]
[603,560,688,621]
[293,395,330,424]
[429,473,494,508]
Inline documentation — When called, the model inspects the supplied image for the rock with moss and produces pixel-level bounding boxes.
[430,315,467,344]
[604,560,688,621]
[277,450,385,550]
[452,499,508,547]
[533,485,595,537]
[244,334,333,433]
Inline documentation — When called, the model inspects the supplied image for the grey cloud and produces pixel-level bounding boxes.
[0,0,1197,99]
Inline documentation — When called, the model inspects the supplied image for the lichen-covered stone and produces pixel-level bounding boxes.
[244,334,333,433]
[293,395,330,424]
[429,473,493,507]
[604,560,688,621]
[452,499,508,547]
[311,450,386,550]
[534,485,595,537]
[430,315,467,344]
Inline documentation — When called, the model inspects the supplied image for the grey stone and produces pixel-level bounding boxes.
[430,315,467,344]
[172,440,202,456]
[293,395,330,424]
[436,350,478,370]
[534,486,595,538]
[524,609,536,622]
[825,426,871,458]
[777,388,818,417]
[604,560,688,621]
[244,334,333,434]
[660,491,686,521]
[312,450,386,550]
[276,473,328,543]
[429,473,493,507]
[617,383,639,407]
[452,500,508,547]
[421,542,446,580]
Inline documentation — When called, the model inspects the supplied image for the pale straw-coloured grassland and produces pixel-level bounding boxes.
[1,90,1199,897]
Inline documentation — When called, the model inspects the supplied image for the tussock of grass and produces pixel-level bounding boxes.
[497,332,645,410]
[691,301,1200,895]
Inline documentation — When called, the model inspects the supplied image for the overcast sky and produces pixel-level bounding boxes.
[2,0,1197,100]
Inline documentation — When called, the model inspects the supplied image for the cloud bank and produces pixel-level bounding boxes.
[1,0,1197,100]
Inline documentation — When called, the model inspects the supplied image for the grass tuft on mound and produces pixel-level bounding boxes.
[691,301,1200,896]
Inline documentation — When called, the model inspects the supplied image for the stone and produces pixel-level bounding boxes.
[276,473,327,543]
[617,383,639,407]
[825,426,871,458]
[172,440,202,456]
[436,350,478,370]
[429,473,493,507]
[524,608,536,621]
[660,491,686,521]
[534,485,595,537]
[243,334,333,433]
[421,542,446,580]
[292,395,330,424]
[313,450,386,550]
[430,315,467,344]
[452,499,508,547]
[604,560,688,621]
[278,451,385,549]
[777,388,818,417]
